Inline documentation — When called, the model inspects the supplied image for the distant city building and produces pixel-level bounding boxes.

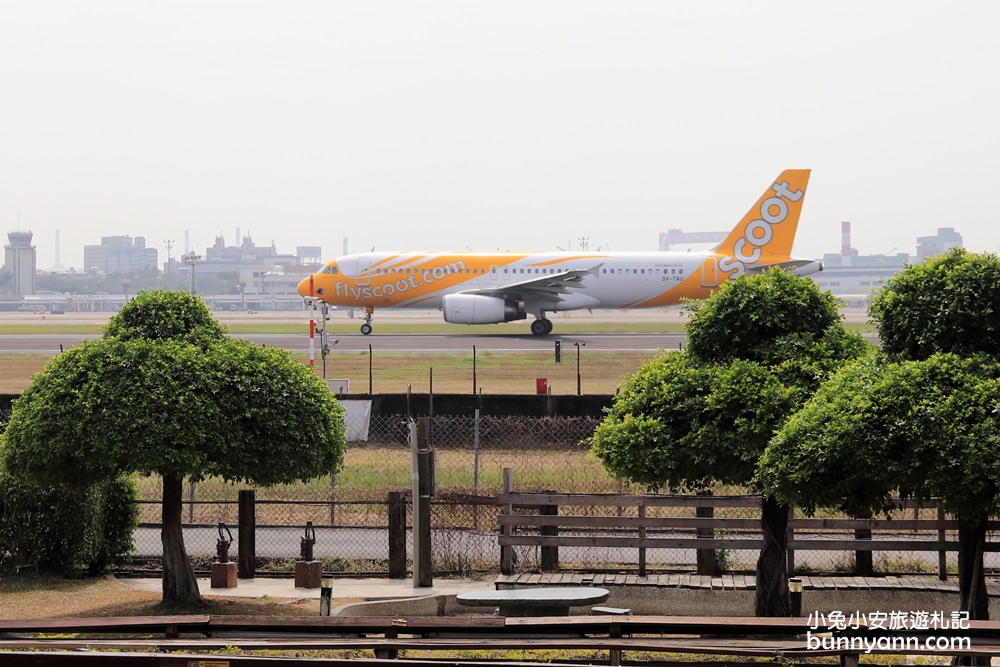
[659,222,969,308]
[814,224,965,307]
[916,227,963,261]
[170,233,315,299]
[206,232,279,263]
[3,230,37,296]
[84,236,158,274]
[297,246,323,264]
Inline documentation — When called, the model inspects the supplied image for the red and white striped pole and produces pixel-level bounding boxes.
[308,275,316,369]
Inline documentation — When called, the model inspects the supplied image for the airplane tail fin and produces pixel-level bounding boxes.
[713,169,811,267]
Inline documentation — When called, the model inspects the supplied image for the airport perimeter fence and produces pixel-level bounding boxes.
[125,412,968,577]
[305,347,668,396]
[130,412,624,572]
[0,344,671,398]
[0,407,969,576]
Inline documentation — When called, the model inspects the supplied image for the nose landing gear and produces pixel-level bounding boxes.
[360,308,374,335]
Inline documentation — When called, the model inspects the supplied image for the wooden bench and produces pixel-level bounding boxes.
[4,614,1000,666]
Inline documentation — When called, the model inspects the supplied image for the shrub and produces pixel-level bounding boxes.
[0,472,139,577]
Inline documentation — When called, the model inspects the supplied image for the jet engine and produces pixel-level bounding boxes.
[442,294,526,324]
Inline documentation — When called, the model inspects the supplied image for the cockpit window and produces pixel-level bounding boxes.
[323,266,339,275]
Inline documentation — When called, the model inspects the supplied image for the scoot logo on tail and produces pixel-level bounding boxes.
[718,179,804,277]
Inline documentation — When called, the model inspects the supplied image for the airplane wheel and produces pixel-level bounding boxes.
[360,323,373,335]
[530,319,551,336]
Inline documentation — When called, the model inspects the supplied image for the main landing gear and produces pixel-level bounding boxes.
[360,307,374,335]
[530,318,553,336]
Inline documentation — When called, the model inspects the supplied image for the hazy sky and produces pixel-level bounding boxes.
[2,1,998,271]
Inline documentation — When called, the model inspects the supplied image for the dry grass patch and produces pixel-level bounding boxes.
[0,574,357,619]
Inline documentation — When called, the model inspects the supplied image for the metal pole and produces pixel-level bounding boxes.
[575,342,585,396]
[409,420,421,586]
[320,579,334,616]
[187,480,196,524]
[320,303,330,380]
[472,345,476,395]
[473,408,481,531]
[473,409,481,494]
[789,577,803,616]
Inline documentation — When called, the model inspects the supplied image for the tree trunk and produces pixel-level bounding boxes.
[957,519,988,619]
[161,473,205,606]
[755,496,789,617]
[696,490,721,576]
[954,518,988,666]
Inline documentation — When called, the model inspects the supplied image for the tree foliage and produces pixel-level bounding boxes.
[593,268,867,492]
[758,352,1000,520]
[102,289,227,345]
[0,465,138,577]
[0,290,346,603]
[685,267,845,366]
[3,338,345,487]
[590,269,867,616]
[761,251,1000,521]
[869,247,1000,360]
[760,251,1000,630]
[591,354,791,491]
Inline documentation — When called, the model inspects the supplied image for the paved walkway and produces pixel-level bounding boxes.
[118,575,491,600]
[119,572,1000,601]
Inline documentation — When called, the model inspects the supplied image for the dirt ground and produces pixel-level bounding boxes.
[0,574,352,619]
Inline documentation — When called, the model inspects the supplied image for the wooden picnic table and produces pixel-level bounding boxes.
[457,587,610,617]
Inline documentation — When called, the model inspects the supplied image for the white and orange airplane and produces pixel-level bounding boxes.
[297,169,821,336]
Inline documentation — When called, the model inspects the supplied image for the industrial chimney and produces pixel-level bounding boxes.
[841,221,852,267]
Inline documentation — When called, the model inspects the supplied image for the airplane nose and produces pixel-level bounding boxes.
[296,275,314,298]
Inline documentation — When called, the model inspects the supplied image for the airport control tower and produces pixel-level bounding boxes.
[3,230,36,296]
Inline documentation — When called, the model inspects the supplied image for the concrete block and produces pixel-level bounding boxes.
[295,560,323,589]
[211,562,238,589]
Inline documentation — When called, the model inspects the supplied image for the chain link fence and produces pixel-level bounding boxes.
[131,413,620,573]
[303,348,666,396]
[127,412,968,577]
[0,405,969,576]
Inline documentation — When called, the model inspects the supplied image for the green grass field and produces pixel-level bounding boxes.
[0,349,657,394]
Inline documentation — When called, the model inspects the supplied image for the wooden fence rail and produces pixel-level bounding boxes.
[4,615,1000,667]
[497,470,1000,579]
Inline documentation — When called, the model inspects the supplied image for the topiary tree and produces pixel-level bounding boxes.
[759,352,1000,625]
[761,249,1000,629]
[866,248,1000,625]
[591,268,867,616]
[0,291,347,605]
[869,247,1000,360]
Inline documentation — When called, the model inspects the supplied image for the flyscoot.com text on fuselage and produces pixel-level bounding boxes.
[297,169,821,336]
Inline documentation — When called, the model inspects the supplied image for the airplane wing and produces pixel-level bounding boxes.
[459,265,601,306]
[745,258,823,276]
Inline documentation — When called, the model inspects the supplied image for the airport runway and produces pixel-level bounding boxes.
[0,307,871,354]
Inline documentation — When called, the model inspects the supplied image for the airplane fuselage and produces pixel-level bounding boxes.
[311,250,752,311]
[297,169,820,335]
